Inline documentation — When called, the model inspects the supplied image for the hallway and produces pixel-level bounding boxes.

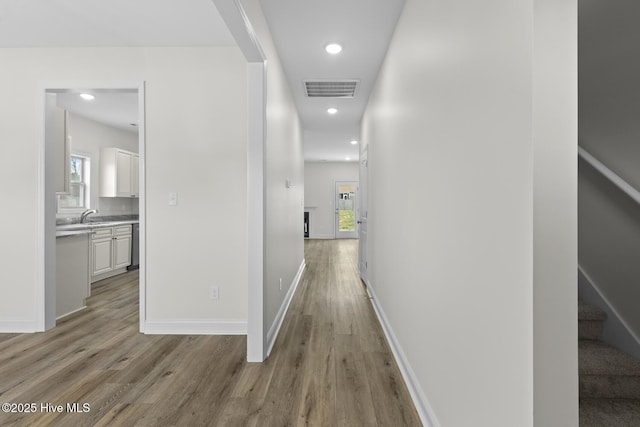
[0,239,420,426]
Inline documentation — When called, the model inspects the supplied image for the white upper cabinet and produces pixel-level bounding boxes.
[100,147,140,198]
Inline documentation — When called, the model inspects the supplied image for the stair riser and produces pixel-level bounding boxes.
[579,320,604,341]
[580,375,640,399]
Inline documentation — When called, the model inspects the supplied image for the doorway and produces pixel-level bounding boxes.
[39,82,145,331]
[335,181,358,239]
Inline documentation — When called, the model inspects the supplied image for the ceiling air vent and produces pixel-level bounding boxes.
[304,80,359,98]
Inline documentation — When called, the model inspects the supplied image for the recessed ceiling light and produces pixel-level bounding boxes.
[350,140,358,145]
[79,93,95,101]
[325,43,342,54]
[327,107,338,114]
[346,157,351,161]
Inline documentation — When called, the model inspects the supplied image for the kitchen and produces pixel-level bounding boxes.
[53,90,140,320]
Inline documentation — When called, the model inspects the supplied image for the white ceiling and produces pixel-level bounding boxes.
[57,91,139,133]
[0,0,405,162]
[0,0,235,134]
[261,0,405,162]
[0,0,235,47]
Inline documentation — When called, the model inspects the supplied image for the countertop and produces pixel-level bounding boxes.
[56,220,139,238]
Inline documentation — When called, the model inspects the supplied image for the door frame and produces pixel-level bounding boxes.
[358,145,369,282]
[212,0,268,362]
[36,81,146,331]
[335,180,359,239]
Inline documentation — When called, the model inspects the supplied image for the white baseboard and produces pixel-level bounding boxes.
[266,259,306,357]
[56,306,87,321]
[364,278,440,427]
[578,266,640,359]
[144,319,247,335]
[309,234,334,239]
[91,267,128,283]
[0,320,39,333]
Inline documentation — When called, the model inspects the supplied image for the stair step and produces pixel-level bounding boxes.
[580,341,640,399]
[579,320,604,341]
[579,300,607,341]
[579,398,640,426]
[578,300,607,321]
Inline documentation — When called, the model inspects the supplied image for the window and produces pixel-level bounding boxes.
[58,154,90,212]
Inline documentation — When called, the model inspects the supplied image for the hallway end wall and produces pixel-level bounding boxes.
[304,161,359,239]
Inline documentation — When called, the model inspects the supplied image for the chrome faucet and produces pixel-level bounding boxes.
[80,209,98,223]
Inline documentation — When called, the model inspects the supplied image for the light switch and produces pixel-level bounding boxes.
[168,192,178,206]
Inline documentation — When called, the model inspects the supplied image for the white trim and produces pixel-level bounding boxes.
[578,146,640,205]
[213,0,265,62]
[137,83,147,333]
[56,306,87,321]
[309,234,335,240]
[578,265,640,357]
[35,84,47,332]
[246,62,266,362]
[266,259,306,357]
[214,0,267,362]
[0,321,39,333]
[91,267,129,283]
[364,278,440,427]
[144,320,247,335]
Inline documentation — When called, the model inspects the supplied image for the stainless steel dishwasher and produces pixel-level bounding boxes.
[127,223,139,271]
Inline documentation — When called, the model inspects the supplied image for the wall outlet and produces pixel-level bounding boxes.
[209,286,219,300]
[279,277,282,291]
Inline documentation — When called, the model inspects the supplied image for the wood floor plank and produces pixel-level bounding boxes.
[364,350,421,426]
[297,318,337,426]
[0,239,421,426]
[335,333,378,426]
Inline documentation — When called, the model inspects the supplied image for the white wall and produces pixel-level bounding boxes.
[63,113,139,218]
[304,161,359,239]
[240,0,305,339]
[579,0,640,189]
[0,47,249,330]
[533,0,578,424]
[361,0,576,425]
[577,0,640,351]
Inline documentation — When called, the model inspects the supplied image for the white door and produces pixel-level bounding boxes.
[114,235,132,269]
[335,181,358,239]
[358,146,369,282]
[92,238,113,276]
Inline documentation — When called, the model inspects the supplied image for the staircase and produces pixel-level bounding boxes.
[579,300,640,426]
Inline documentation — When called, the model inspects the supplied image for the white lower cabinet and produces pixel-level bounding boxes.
[91,225,132,282]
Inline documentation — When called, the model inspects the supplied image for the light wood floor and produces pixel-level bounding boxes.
[0,239,421,426]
